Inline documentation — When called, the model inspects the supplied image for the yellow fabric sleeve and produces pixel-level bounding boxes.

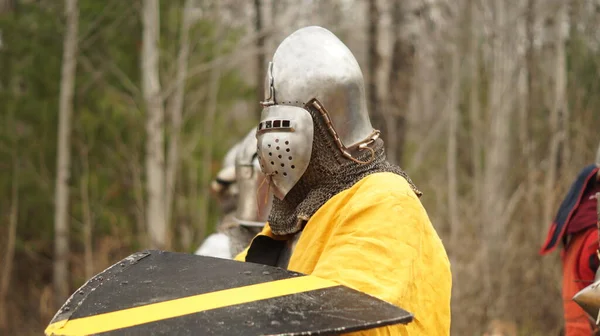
[308,178,451,335]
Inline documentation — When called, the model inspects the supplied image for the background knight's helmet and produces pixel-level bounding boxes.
[210,142,240,213]
[234,128,272,227]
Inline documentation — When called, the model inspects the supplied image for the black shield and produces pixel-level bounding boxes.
[46,250,413,335]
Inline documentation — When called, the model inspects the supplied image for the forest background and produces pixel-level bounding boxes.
[1,0,600,335]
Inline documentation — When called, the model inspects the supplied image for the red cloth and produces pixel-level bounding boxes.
[562,227,599,336]
[568,183,600,234]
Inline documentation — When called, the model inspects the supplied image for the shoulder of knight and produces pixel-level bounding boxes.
[559,164,599,208]
[340,172,421,212]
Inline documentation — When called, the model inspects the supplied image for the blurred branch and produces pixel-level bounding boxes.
[407,105,449,172]
[161,26,278,100]
[79,1,140,53]
[0,147,18,331]
[77,0,120,44]
[197,23,224,242]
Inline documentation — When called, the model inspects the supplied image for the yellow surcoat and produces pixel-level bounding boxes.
[236,172,451,335]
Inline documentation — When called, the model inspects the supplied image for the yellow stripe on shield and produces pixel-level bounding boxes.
[45,275,339,336]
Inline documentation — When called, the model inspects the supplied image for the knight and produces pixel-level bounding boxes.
[195,127,272,259]
[235,26,451,335]
[541,141,600,335]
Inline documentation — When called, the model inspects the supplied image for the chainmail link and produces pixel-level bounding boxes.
[268,107,421,236]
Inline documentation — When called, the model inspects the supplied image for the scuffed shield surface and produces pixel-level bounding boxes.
[46,250,413,336]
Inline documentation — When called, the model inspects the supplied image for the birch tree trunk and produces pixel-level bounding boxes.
[53,0,78,309]
[142,0,167,250]
[165,0,193,228]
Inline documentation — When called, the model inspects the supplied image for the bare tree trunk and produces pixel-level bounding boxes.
[542,2,568,232]
[524,0,539,241]
[53,0,78,309]
[269,0,279,53]
[387,1,414,167]
[255,0,265,117]
[0,154,18,330]
[367,0,384,153]
[79,145,94,279]
[0,0,14,14]
[468,0,482,205]
[447,41,461,245]
[142,0,167,250]
[554,2,569,179]
[481,0,514,316]
[165,0,193,228]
